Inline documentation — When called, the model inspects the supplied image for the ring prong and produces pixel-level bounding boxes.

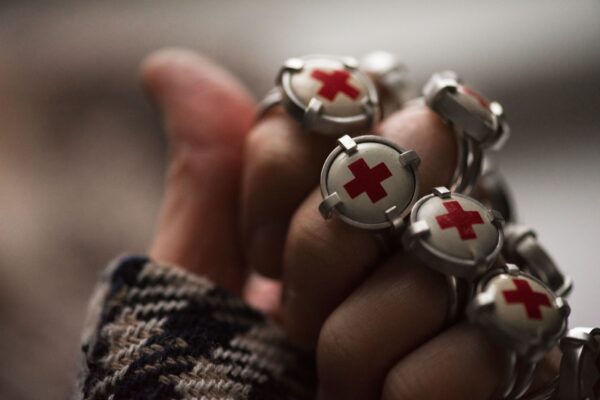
[341,56,359,70]
[338,135,358,155]
[319,192,342,219]
[433,186,451,199]
[402,220,430,249]
[385,206,405,232]
[491,209,505,225]
[303,98,324,129]
[399,150,420,167]
[283,57,304,71]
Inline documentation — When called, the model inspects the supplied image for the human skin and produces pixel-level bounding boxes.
[145,47,559,400]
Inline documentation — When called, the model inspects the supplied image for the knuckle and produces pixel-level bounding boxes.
[285,202,378,276]
[316,311,362,386]
[285,206,332,265]
[382,364,428,400]
[245,117,310,190]
[246,122,287,171]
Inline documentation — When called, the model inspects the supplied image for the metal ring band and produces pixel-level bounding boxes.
[451,134,483,194]
[257,88,283,120]
[494,351,520,399]
[473,166,516,223]
[443,275,472,326]
[506,360,537,399]
[445,275,460,325]
[462,138,484,194]
[520,377,558,400]
[493,352,537,400]
[373,230,397,257]
[503,224,573,297]
[557,327,600,400]
[450,133,469,191]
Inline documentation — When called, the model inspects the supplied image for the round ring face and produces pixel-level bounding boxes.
[405,191,502,278]
[287,57,370,118]
[278,56,379,136]
[321,137,418,229]
[482,273,566,343]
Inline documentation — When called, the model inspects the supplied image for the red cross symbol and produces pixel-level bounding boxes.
[343,158,392,203]
[502,278,551,320]
[435,201,484,240]
[311,69,361,101]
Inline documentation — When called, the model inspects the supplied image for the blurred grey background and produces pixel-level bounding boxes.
[0,1,598,398]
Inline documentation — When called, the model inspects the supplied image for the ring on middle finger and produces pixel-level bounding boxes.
[318,134,420,232]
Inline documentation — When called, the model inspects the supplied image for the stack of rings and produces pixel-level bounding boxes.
[260,52,597,400]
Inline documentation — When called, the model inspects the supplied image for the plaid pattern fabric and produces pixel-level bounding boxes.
[75,256,315,400]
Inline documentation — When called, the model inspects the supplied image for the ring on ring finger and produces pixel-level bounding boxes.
[402,186,505,323]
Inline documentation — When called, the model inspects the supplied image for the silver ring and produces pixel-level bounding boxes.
[503,224,573,298]
[494,352,537,400]
[519,377,558,400]
[444,274,473,326]
[318,134,420,232]
[402,186,504,280]
[467,264,570,399]
[423,71,509,194]
[557,327,600,400]
[508,360,537,399]
[451,133,484,194]
[258,55,381,137]
[473,162,517,223]
[493,350,520,399]
[468,264,569,361]
[257,88,284,119]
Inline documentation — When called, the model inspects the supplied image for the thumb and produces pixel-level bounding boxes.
[143,48,255,294]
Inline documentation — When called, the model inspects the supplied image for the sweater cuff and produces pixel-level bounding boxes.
[76,255,315,400]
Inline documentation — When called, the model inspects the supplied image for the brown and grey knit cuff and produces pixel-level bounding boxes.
[75,256,315,400]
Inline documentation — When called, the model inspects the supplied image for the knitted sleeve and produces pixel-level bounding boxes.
[75,256,315,400]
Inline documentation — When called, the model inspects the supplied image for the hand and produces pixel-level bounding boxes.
[143,48,558,399]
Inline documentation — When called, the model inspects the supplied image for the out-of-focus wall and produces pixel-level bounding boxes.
[0,1,598,398]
